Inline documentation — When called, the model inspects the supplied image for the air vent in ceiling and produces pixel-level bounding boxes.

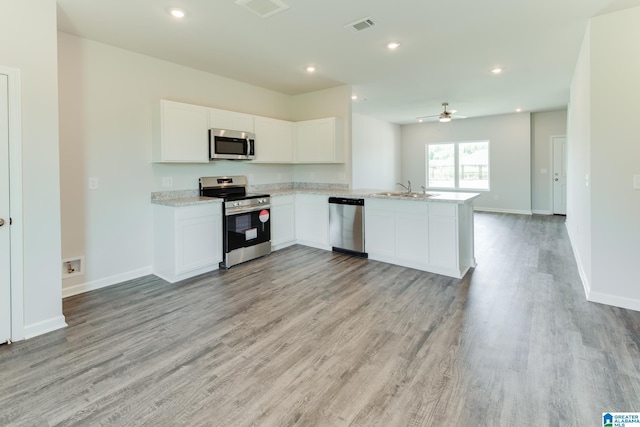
[345,17,376,33]
[235,0,289,19]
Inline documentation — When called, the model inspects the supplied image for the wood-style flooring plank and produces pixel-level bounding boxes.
[1,212,640,426]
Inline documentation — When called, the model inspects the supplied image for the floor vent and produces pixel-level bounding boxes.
[235,0,289,18]
[345,17,376,32]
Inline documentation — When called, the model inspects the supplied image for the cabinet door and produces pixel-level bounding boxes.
[395,203,429,265]
[364,203,395,258]
[253,117,294,163]
[428,204,458,269]
[209,108,254,132]
[294,117,343,163]
[271,195,296,249]
[175,205,222,275]
[153,100,209,163]
[295,194,329,249]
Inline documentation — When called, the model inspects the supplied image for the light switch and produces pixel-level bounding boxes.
[540,168,547,174]
[634,175,640,189]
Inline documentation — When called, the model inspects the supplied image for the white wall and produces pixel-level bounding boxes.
[566,25,592,298]
[401,113,532,214]
[351,114,401,190]
[531,110,567,214]
[587,7,640,309]
[0,0,66,337]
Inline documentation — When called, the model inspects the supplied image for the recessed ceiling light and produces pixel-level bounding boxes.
[516,108,522,112]
[491,67,503,74]
[169,8,185,18]
[387,42,400,50]
[351,95,358,100]
[306,66,316,73]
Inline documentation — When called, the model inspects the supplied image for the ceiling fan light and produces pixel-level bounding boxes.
[439,115,451,123]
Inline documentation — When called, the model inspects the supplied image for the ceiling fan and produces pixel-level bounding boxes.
[417,102,467,123]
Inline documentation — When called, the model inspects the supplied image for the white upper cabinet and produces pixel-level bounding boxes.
[152,100,209,163]
[208,108,254,132]
[294,117,344,163]
[253,116,294,163]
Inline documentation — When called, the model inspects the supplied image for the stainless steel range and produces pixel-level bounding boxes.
[199,176,271,269]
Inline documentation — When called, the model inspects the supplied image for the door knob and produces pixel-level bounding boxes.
[554,178,559,181]
[0,218,4,227]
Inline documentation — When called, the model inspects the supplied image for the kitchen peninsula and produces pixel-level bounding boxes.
[269,189,480,279]
[151,188,479,281]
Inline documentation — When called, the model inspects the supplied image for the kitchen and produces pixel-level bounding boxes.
[2,1,640,425]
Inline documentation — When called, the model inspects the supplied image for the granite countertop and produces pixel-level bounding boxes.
[151,190,223,207]
[151,196,223,207]
[269,188,481,203]
[151,187,481,207]
[267,188,480,203]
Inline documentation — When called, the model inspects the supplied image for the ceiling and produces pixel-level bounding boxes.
[56,0,640,124]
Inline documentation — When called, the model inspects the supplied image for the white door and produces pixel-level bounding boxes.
[0,73,11,343]
[552,136,567,215]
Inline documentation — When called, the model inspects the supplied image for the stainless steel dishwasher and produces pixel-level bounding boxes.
[328,197,367,258]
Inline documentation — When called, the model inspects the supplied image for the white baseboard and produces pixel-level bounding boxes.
[23,315,67,339]
[587,291,640,312]
[532,209,553,215]
[565,223,591,300]
[62,266,152,298]
[474,207,533,215]
[565,222,639,312]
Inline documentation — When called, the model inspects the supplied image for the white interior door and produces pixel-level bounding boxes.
[0,73,11,343]
[552,136,567,215]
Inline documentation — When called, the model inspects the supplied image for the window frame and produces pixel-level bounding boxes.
[425,140,490,191]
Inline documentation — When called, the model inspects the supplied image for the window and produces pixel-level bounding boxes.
[426,141,489,190]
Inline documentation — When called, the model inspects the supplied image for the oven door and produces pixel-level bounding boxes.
[224,206,271,254]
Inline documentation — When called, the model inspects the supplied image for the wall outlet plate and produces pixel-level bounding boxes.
[634,175,640,189]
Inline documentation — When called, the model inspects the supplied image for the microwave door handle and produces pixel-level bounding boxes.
[245,138,250,156]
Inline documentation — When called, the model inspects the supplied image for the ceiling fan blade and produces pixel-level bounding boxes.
[416,114,440,120]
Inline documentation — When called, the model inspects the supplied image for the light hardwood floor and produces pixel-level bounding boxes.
[1,212,639,426]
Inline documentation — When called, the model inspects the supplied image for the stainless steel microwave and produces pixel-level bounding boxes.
[209,128,255,160]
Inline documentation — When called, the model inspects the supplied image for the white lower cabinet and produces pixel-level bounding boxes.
[271,195,296,250]
[365,198,470,278]
[295,194,330,250]
[428,203,458,271]
[153,203,222,283]
[365,199,429,270]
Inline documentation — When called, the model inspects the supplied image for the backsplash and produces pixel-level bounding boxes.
[248,182,348,192]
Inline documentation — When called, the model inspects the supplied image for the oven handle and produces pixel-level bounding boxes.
[225,204,271,216]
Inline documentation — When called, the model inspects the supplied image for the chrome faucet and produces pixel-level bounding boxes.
[396,180,411,193]
[421,185,428,194]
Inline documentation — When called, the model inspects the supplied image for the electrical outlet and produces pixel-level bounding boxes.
[634,175,640,189]
[88,177,98,190]
[162,177,173,187]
